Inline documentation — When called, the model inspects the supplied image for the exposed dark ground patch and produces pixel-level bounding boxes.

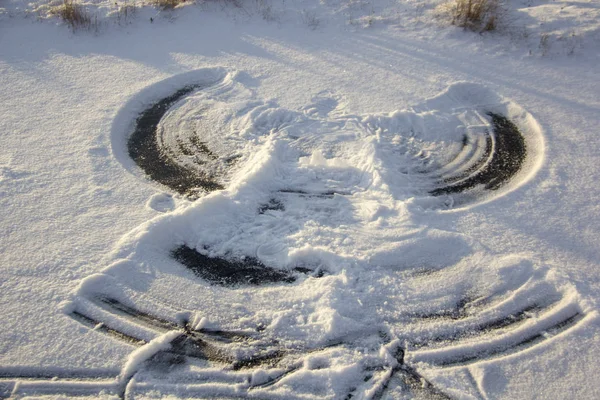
[432,311,584,367]
[408,296,478,320]
[90,296,179,332]
[171,245,323,286]
[350,347,451,400]
[431,112,527,196]
[128,83,528,203]
[71,310,145,345]
[0,367,119,380]
[408,303,548,348]
[440,134,493,185]
[171,245,295,285]
[258,198,285,214]
[128,85,223,196]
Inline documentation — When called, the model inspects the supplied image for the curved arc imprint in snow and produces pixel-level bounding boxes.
[110,67,229,191]
[113,69,545,210]
[425,83,546,211]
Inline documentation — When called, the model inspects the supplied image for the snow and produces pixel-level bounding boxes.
[1,0,600,399]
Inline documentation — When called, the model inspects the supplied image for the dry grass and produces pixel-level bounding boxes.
[443,0,503,32]
[153,0,187,10]
[51,0,92,31]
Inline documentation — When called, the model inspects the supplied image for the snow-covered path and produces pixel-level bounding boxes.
[1,2,600,398]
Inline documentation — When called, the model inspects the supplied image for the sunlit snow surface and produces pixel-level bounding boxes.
[21,69,588,398]
[5,68,596,399]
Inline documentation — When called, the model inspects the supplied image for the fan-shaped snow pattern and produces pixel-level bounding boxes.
[5,256,591,399]
[124,68,543,207]
[7,70,589,400]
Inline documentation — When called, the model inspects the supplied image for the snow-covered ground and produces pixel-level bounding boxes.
[1,0,600,398]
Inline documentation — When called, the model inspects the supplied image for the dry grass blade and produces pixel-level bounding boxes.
[447,0,503,32]
[153,0,187,10]
[52,0,92,31]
